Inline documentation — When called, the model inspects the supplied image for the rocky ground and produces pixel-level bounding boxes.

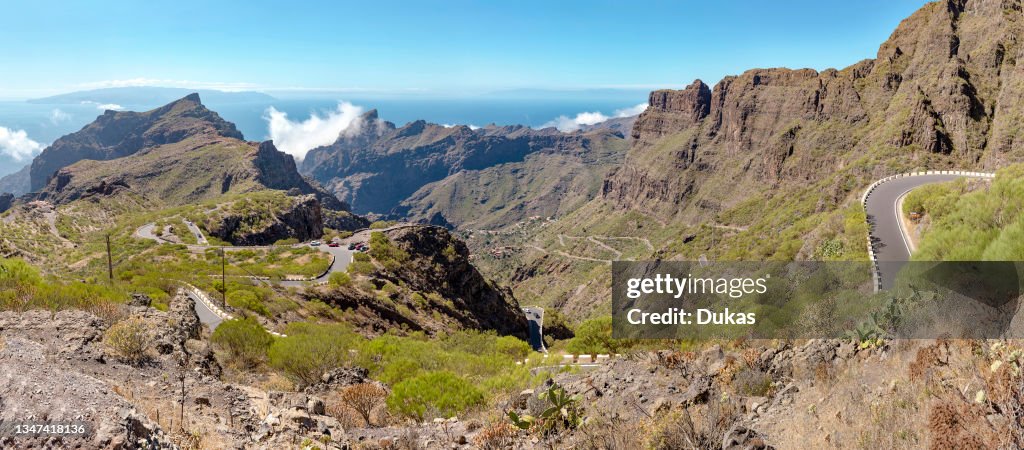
[0,294,358,449]
[0,290,1015,449]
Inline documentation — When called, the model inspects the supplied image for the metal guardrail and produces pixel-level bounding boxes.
[516,353,621,366]
[861,170,996,293]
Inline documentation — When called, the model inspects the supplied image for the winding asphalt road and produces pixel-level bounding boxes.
[187,290,225,329]
[135,222,356,329]
[522,306,546,352]
[865,173,991,290]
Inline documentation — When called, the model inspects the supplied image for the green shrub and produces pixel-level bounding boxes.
[914,165,1024,260]
[227,289,270,317]
[368,232,410,271]
[410,292,428,308]
[348,260,375,275]
[387,371,484,421]
[212,317,273,369]
[0,259,125,313]
[0,258,42,289]
[566,316,635,355]
[269,322,358,386]
[442,244,458,261]
[329,271,351,287]
[494,336,532,360]
[369,220,397,230]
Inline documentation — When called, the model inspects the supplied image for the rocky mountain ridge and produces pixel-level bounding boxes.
[468,0,1024,322]
[29,93,242,191]
[606,0,1022,220]
[25,94,345,212]
[300,110,631,228]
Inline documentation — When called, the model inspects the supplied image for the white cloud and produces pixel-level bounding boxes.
[0,127,44,161]
[442,123,481,130]
[541,111,609,132]
[614,103,648,117]
[541,103,650,132]
[80,101,124,111]
[78,78,261,92]
[49,108,71,124]
[265,102,365,161]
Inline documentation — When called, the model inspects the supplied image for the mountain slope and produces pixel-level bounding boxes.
[393,130,628,229]
[28,94,345,210]
[473,0,1024,320]
[29,93,243,191]
[0,164,29,196]
[300,111,630,225]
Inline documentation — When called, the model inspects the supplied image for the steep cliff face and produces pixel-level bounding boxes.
[300,111,629,222]
[468,0,1024,322]
[29,93,243,191]
[386,226,525,336]
[0,193,12,213]
[253,141,347,210]
[603,0,1024,221]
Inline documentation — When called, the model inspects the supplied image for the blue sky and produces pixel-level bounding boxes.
[1,0,929,99]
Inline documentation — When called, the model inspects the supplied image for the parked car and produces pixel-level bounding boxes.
[328,242,340,247]
[348,243,357,250]
[310,240,322,246]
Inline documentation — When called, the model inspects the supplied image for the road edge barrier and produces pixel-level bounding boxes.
[861,170,995,293]
[179,282,286,337]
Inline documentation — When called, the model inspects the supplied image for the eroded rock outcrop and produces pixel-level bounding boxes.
[206,194,325,246]
[254,140,347,210]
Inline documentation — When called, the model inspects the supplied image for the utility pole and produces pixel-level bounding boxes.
[221,248,227,307]
[106,234,113,282]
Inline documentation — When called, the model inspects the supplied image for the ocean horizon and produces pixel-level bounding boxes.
[0,94,647,176]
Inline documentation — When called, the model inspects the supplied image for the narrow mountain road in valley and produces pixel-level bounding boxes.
[135,222,355,287]
[187,289,225,330]
[864,172,994,290]
[522,306,546,352]
[183,219,209,245]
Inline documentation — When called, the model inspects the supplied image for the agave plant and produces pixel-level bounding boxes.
[507,383,584,435]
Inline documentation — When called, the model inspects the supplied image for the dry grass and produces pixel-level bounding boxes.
[103,317,153,364]
[573,416,645,450]
[258,372,295,392]
[473,422,520,450]
[644,400,738,450]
